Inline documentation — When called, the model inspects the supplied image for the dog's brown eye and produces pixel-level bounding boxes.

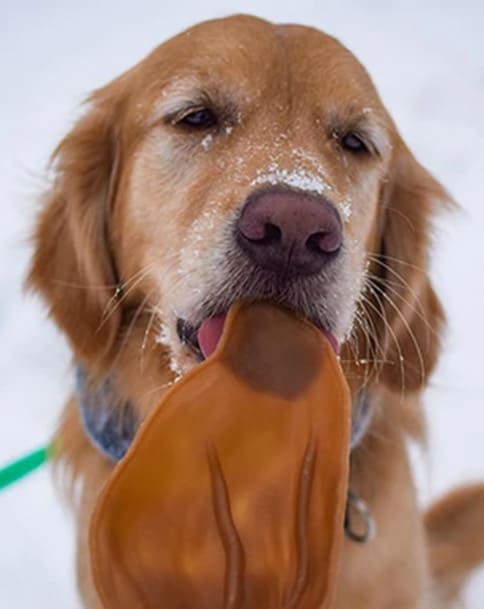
[341,133,368,153]
[179,108,217,129]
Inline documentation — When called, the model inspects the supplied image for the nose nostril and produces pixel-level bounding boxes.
[306,231,342,255]
[242,222,282,245]
[306,233,324,253]
[260,223,281,245]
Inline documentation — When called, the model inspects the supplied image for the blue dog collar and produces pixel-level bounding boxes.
[75,366,139,462]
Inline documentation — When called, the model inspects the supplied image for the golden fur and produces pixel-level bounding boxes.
[28,14,484,609]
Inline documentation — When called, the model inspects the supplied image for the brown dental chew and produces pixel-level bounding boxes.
[89,302,351,609]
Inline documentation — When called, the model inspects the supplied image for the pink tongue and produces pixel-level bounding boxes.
[197,311,339,359]
[197,314,228,359]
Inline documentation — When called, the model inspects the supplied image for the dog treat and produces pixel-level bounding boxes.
[89,302,351,609]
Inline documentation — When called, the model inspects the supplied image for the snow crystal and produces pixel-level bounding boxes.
[340,198,352,222]
[156,322,183,379]
[201,133,213,150]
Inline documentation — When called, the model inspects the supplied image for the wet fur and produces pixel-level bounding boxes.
[28,14,484,609]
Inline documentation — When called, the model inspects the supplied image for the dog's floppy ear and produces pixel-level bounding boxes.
[374,143,450,393]
[28,85,125,370]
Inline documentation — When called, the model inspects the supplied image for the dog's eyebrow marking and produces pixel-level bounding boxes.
[353,119,391,157]
[147,77,238,128]
[325,103,391,158]
[146,77,209,125]
[341,119,390,158]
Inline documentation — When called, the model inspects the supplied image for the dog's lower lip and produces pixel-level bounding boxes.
[176,318,203,361]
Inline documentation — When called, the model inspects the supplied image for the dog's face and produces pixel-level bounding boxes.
[30,15,447,394]
[116,17,393,374]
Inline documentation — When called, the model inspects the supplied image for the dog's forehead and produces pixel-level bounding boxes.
[135,15,382,110]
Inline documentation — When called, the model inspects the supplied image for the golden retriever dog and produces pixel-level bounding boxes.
[28,14,484,609]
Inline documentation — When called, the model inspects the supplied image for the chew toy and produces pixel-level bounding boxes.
[90,302,351,609]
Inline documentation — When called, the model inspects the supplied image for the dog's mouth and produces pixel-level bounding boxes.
[174,240,349,364]
[176,308,339,362]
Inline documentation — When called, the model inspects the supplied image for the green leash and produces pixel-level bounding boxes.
[0,443,56,492]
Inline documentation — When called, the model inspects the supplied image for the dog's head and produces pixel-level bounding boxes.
[29,15,448,397]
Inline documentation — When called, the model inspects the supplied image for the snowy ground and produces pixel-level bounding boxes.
[1,0,483,606]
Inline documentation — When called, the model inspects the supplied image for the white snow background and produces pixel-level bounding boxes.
[1,0,483,606]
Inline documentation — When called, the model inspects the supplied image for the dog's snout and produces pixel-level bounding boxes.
[236,188,342,277]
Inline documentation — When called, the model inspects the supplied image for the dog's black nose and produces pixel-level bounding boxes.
[236,187,342,277]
